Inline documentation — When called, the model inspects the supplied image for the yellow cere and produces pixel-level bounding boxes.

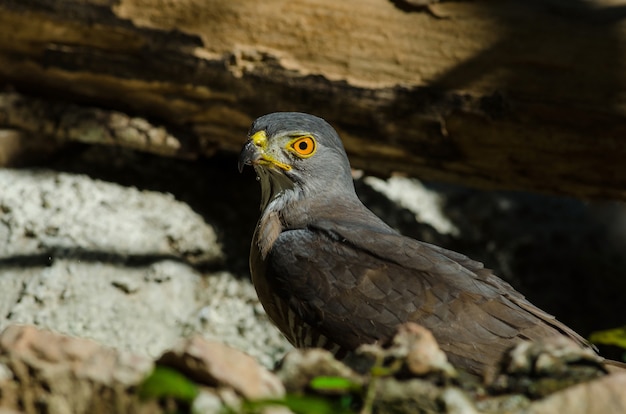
[251,130,268,147]
[251,129,292,171]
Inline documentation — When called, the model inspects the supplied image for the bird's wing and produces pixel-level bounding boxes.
[267,217,589,373]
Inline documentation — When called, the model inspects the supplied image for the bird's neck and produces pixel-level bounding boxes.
[257,168,297,211]
[254,167,363,258]
[255,169,302,259]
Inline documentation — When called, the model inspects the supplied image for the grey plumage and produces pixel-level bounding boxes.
[239,112,592,375]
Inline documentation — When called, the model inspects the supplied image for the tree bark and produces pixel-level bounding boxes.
[1,0,625,199]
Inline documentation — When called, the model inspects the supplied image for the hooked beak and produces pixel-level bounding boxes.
[238,130,292,173]
[238,140,259,173]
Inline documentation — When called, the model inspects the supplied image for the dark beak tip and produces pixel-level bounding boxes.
[237,156,249,174]
[238,140,256,173]
[237,158,245,173]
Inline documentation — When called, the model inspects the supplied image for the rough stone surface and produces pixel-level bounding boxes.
[1,317,624,413]
[0,325,288,414]
[0,168,292,367]
[489,337,608,399]
[359,322,455,377]
[186,271,293,369]
[0,325,157,414]
[158,336,285,400]
[0,169,221,261]
[525,372,626,414]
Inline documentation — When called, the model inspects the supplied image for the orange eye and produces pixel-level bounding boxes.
[290,136,316,158]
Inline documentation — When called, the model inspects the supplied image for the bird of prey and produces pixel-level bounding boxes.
[238,112,592,375]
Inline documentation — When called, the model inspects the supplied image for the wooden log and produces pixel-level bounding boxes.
[0,0,625,199]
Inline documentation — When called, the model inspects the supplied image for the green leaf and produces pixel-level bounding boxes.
[243,395,354,414]
[138,365,199,403]
[589,326,626,349]
[309,376,360,393]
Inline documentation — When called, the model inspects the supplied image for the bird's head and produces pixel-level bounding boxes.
[239,112,356,210]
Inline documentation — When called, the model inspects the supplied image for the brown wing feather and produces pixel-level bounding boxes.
[266,220,590,374]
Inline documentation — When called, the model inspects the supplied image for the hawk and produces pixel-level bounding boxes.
[238,112,594,375]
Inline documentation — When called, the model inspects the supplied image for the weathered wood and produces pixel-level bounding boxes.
[0,0,625,199]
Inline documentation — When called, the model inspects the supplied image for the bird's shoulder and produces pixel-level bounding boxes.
[265,213,500,345]
[268,210,514,306]
[267,211,590,355]
[303,213,504,296]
